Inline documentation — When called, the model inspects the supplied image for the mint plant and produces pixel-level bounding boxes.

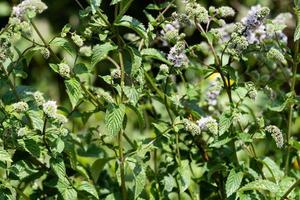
[0,0,300,199]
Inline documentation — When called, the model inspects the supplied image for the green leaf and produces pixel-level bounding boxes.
[50,37,75,56]
[49,63,59,74]
[225,169,243,197]
[141,48,171,65]
[90,158,111,183]
[27,110,44,131]
[65,78,83,108]
[61,187,77,200]
[209,137,232,148]
[178,160,191,192]
[77,181,99,199]
[51,158,67,180]
[115,15,148,40]
[54,137,65,154]
[164,175,177,192]
[133,164,146,199]
[219,112,232,136]
[124,86,139,105]
[127,159,146,199]
[268,98,294,112]
[91,42,117,67]
[290,139,300,150]
[0,149,12,162]
[261,157,284,183]
[105,104,126,136]
[238,180,279,194]
[73,63,89,74]
[127,46,142,76]
[18,136,41,158]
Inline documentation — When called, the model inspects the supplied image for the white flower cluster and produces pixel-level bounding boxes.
[58,63,71,78]
[12,101,29,113]
[185,1,209,23]
[43,101,57,118]
[42,101,68,124]
[11,0,47,21]
[265,125,284,148]
[197,116,218,135]
[183,119,201,135]
[71,33,84,47]
[167,41,188,67]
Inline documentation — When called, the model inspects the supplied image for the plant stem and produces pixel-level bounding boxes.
[42,116,52,154]
[118,130,127,200]
[285,38,299,174]
[117,37,127,199]
[74,0,84,9]
[194,19,233,106]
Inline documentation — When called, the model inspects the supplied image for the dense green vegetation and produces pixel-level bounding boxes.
[0,0,300,199]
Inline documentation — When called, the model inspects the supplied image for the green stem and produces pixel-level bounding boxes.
[194,19,233,106]
[117,36,127,199]
[118,130,127,200]
[42,116,52,154]
[164,77,174,123]
[285,39,299,174]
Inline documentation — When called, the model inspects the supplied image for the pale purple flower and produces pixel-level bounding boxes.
[167,42,188,67]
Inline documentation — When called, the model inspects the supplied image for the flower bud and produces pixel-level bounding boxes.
[41,47,50,59]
